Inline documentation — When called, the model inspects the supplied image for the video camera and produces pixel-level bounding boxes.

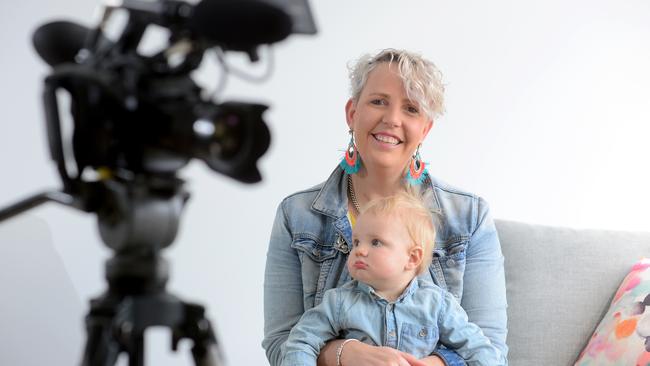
[37,0,316,189]
[0,0,316,364]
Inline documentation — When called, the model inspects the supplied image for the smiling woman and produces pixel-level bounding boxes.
[263,49,508,366]
[345,62,433,174]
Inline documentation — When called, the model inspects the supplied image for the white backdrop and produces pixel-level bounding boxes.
[1,0,649,365]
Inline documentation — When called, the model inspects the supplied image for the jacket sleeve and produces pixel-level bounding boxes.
[431,347,468,366]
[460,197,508,362]
[281,289,342,366]
[263,202,305,366]
[437,291,506,366]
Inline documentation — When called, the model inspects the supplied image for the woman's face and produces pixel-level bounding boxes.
[346,62,433,174]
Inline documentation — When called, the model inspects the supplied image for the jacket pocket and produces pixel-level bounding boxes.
[431,237,468,299]
[291,234,338,308]
[399,323,438,359]
[291,235,338,262]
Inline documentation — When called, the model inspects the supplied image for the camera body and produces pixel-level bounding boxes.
[37,0,311,190]
[28,0,316,253]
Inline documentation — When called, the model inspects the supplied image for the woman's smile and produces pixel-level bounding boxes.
[371,133,402,145]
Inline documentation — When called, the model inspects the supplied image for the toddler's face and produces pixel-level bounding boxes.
[347,211,414,292]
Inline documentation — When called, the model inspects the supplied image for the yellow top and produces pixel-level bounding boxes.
[347,209,356,229]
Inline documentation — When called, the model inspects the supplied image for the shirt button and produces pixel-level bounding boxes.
[419,328,428,337]
[446,258,455,266]
[388,331,396,337]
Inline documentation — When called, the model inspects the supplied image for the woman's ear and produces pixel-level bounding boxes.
[345,98,356,130]
[406,246,423,271]
[421,119,434,140]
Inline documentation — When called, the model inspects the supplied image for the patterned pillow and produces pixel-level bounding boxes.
[575,258,650,365]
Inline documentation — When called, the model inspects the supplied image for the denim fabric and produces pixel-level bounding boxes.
[281,278,504,366]
[434,348,468,366]
[263,166,508,365]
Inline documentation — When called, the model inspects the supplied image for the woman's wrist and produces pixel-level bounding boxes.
[336,339,359,366]
[317,339,344,366]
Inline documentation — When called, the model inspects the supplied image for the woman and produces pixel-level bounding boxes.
[263,49,507,366]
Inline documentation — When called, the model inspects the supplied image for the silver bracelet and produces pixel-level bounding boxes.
[335,339,359,366]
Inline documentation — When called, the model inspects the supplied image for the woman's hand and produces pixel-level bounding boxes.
[318,339,430,366]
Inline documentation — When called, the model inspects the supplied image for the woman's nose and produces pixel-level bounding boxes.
[382,106,402,127]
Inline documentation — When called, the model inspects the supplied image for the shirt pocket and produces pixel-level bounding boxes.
[431,237,468,300]
[291,234,338,307]
[399,323,438,358]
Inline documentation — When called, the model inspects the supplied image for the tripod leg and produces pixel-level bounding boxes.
[127,333,144,366]
[190,323,225,366]
[192,343,225,366]
[175,303,225,366]
[80,309,120,366]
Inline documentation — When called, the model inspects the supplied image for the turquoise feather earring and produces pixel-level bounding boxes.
[339,129,361,174]
[406,144,427,185]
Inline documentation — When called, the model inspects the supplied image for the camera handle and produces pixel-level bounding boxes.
[0,190,77,222]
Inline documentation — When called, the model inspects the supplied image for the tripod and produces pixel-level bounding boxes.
[7,0,318,363]
[0,178,225,366]
[81,255,223,366]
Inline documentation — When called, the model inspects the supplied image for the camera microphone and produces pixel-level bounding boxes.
[189,0,293,51]
[33,0,295,68]
[32,21,89,66]
[32,20,115,67]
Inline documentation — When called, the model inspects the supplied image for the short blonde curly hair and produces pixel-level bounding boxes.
[348,48,446,120]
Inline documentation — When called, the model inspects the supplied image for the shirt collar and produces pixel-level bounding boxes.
[354,278,420,303]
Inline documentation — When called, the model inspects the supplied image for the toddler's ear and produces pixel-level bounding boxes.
[406,246,423,271]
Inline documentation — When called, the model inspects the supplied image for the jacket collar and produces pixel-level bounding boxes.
[310,166,442,219]
[311,166,349,219]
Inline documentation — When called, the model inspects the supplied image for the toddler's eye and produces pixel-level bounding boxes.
[352,239,359,247]
[371,239,382,247]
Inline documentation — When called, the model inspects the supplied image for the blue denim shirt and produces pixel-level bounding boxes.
[281,278,505,366]
[263,167,508,366]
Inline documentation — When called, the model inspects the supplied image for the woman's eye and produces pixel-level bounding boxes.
[406,105,419,114]
[371,239,381,247]
[370,99,385,106]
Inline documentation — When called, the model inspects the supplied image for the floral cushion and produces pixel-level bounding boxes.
[575,258,650,365]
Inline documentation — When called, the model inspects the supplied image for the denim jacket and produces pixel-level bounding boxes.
[263,167,508,366]
[281,278,505,366]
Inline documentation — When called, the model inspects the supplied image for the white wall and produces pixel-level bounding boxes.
[1,0,649,365]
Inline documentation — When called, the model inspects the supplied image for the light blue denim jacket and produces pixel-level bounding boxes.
[263,167,508,366]
[281,278,505,366]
